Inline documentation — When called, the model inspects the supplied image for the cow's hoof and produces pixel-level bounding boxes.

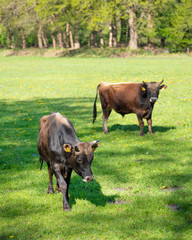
[64,208,71,212]
[47,189,54,194]
[63,207,71,212]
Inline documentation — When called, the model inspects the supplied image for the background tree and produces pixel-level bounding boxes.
[0,0,191,52]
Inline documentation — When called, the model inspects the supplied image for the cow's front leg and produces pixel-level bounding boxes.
[53,163,70,211]
[137,114,144,136]
[47,163,54,194]
[55,167,72,198]
[147,118,153,134]
[55,181,61,193]
[64,168,72,202]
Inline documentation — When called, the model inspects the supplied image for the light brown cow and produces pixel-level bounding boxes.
[93,81,167,136]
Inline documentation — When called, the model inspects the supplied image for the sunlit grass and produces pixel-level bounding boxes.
[0,56,192,240]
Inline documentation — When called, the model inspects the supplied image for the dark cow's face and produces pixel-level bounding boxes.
[63,141,99,182]
[142,80,167,103]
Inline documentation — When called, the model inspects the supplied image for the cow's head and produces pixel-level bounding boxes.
[141,80,167,103]
[63,140,99,182]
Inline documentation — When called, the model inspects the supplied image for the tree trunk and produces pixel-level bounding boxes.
[42,31,48,48]
[109,24,113,47]
[147,13,153,45]
[112,15,117,47]
[66,23,74,49]
[128,8,138,50]
[7,31,11,49]
[120,17,128,46]
[74,23,80,49]
[99,30,104,46]
[37,21,43,49]
[90,31,97,47]
[65,24,70,48]
[21,29,26,49]
[51,34,56,49]
[57,29,64,49]
[109,15,117,47]
[63,32,67,48]
[161,37,165,47]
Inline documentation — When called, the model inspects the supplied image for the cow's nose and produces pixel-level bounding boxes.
[83,175,94,182]
[150,97,157,103]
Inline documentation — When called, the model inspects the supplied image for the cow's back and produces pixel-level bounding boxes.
[38,113,79,163]
[38,114,56,161]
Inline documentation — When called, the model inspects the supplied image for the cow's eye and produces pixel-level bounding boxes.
[77,159,83,164]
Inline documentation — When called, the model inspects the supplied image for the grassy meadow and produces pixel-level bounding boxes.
[0,55,192,240]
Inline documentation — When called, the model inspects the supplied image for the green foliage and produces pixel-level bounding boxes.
[154,0,192,51]
[0,55,192,239]
[0,0,192,50]
[0,24,7,47]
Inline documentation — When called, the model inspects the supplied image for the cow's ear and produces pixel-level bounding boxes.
[142,81,147,86]
[91,140,99,152]
[159,84,167,90]
[63,144,72,153]
[141,81,147,91]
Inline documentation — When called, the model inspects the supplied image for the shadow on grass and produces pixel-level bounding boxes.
[0,199,47,219]
[108,123,175,134]
[69,175,117,209]
[0,97,192,239]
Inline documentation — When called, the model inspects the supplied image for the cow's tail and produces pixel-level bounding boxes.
[93,83,101,124]
[39,156,44,170]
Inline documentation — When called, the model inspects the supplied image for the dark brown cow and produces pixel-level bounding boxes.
[38,112,99,211]
[93,80,167,136]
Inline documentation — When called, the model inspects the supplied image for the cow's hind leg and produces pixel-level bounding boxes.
[137,113,145,136]
[52,163,70,211]
[102,108,112,134]
[47,163,54,194]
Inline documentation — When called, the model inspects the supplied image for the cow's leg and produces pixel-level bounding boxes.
[55,181,61,193]
[55,167,72,194]
[52,163,70,211]
[64,167,72,202]
[147,118,153,134]
[102,108,111,134]
[47,163,54,194]
[137,114,145,136]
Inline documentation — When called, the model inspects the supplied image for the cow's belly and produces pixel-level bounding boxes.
[38,142,51,162]
[114,105,150,118]
[113,105,134,116]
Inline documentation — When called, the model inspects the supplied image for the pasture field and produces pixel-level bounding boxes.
[0,55,192,240]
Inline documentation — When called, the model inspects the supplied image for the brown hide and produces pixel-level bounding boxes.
[93,81,167,136]
[99,82,142,115]
[38,112,99,211]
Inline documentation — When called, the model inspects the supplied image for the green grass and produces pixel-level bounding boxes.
[0,56,192,240]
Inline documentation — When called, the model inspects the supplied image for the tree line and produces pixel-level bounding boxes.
[0,0,192,52]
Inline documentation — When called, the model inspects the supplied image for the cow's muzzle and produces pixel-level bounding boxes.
[83,175,94,182]
[150,97,157,103]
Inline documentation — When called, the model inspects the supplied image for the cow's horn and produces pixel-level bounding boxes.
[160,79,164,84]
